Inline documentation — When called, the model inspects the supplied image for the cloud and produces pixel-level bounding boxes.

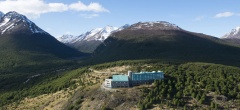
[69,1,109,12]
[214,12,234,18]
[194,16,205,21]
[0,0,109,19]
[79,14,99,19]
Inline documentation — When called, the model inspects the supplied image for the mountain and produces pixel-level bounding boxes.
[58,25,129,53]
[0,11,47,35]
[93,21,240,66]
[57,34,78,44]
[114,24,130,32]
[0,11,85,74]
[127,21,182,30]
[0,12,3,18]
[221,26,240,47]
[222,26,240,39]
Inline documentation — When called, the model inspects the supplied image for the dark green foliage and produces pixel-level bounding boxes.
[139,62,240,109]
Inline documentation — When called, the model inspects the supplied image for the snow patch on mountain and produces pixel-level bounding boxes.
[57,21,184,45]
[128,21,182,30]
[0,18,10,27]
[58,25,129,44]
[57,34,78,43]
[84,26,118,41]
[0,11,48,35]
[115,24,130,32]
[222,26,240,39]
[233,27,240,36]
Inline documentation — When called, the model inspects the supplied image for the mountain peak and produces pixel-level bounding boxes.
[103,25,118,30]
[222,26,240,39]
[122,24,130,28]
[56,34,77,44]
[6,11,20,15]
[0,11,48,35]
[57,25,129,53]
[84,26,117,42]
[4,11,29,21]
[116,24,130,31]
[58,24,129,45]
[235,26,240,31]
[128,21,182,31]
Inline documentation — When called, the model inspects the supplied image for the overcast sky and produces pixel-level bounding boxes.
[0,0,239,38]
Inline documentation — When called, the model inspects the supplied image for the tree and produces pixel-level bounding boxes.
[199,99,204,104]
[191,92,196,98]
[215,103,218,109]
[184,105,187,110]
[176,91,182,99]
[196,94,200,101]
[210,102,215,108]
[167,94,171,99]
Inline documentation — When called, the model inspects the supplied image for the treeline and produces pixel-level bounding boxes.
[138,63,240,109]
[90,59,178,70]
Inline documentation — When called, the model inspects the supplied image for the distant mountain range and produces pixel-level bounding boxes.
[91,21,240,66]
[0,11,84,73]
[57,24,130,53]
[1,11,240,70]
[57,22,183,53]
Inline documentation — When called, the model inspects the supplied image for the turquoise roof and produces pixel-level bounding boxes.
[112,75,129,81]
[133,71,164,74]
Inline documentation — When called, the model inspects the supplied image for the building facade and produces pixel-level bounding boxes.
[104,71,164,88]
[129,71,164,86]
[104,79,112,88]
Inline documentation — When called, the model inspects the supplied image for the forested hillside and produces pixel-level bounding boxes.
[1,60,240,109]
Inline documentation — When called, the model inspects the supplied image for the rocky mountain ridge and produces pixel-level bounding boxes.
[222,26,240,39]
[0,11,47,35]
